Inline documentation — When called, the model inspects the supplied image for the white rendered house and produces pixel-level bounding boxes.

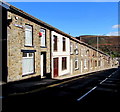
[51,31,70,78]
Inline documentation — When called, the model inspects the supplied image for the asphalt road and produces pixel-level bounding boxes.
[2,68,120,111]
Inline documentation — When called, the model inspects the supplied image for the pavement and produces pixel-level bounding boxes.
[1,67,118,97]
[2,72,92,97]
[2,78,61,97]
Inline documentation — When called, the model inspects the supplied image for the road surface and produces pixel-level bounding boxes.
[2,68,120,111]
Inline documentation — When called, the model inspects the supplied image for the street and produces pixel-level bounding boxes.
[2,68,120,111]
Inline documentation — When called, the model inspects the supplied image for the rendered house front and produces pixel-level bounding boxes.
[51,31,70,78]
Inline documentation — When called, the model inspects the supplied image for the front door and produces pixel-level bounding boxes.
[41,52,46,78]
[53,58,58,77]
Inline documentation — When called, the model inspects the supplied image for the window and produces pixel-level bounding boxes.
[75,58,78,69]
[70,42,73,54]
[84,59,87,69]
[22,52,34,75]
[25,24,33,46]
[53,35,58,51]
[95,60,97,67]
[40,29,46,47]
[98,60,101,66]
[75,43,79,55]
[81,46,83,56]
[62,57,67,70]
[63,37,66,51]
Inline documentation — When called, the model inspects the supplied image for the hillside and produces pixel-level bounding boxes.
[76,35,120,57]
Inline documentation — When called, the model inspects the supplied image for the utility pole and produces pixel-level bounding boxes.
[97,36,99,68]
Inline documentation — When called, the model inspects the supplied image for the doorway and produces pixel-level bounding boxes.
[53,58,59,77]
[41,52,46,78]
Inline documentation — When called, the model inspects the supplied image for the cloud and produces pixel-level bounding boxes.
[107,31,120,36]
[112,24,120,29]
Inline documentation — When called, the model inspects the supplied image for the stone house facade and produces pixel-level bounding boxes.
[1,2,51,82]
[69,37,115,76]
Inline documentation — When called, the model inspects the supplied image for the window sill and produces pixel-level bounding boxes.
[24,45,34,47]
[75,68,79,70]
[40,46,47,48]
[22,72,36,77]
[62,69,67,71]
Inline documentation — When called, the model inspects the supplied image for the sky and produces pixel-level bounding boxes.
[8,1,119,37]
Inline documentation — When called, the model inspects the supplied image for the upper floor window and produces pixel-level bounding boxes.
[70,42,73,54]
[40,29,46,47]
[53,35,58,51]
[25,24,33,46]
[75,43,79,55]
[63,37,66,51]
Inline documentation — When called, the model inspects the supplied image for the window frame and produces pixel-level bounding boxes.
[70,42,73,54]
[24,24,33,47]
[75,43,79,55]
[84,59,87,69]
[53,35,58,52]
[62,37,66,51]
[62,57,67,70]
[22,52,35,76]
[40,28,46,48]
[75,58,79,70]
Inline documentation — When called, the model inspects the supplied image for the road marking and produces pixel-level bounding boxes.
[77,69,119,102]
[77,86,97,101]
[99,78,108,84]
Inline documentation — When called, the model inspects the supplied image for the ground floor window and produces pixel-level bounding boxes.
[95,60,97,67]
[84,59,87,69]
[62,57,67,70]
[75,58,79,70]
[22,52,34,75]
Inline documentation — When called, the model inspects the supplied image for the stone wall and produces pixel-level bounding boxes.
[7,11,51,82]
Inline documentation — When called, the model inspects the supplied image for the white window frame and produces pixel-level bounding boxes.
[81,46,83,57]
[22,52,34,75]
[70,42,73,54]
[62,37,66,51]
[75,58,79,70]
[25,24,33,46]
[84,59,87,69]
[75,43,79,55]
[40,28,46,47]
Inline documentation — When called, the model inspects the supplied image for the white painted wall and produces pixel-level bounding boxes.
[51,31,70,78]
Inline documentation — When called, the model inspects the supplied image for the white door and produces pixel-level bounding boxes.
[41,54,44,77]
[70,59,73,75]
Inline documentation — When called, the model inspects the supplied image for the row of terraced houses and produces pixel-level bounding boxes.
[1,1,118,82]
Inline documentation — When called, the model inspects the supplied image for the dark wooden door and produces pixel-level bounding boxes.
[53,58,58,77]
